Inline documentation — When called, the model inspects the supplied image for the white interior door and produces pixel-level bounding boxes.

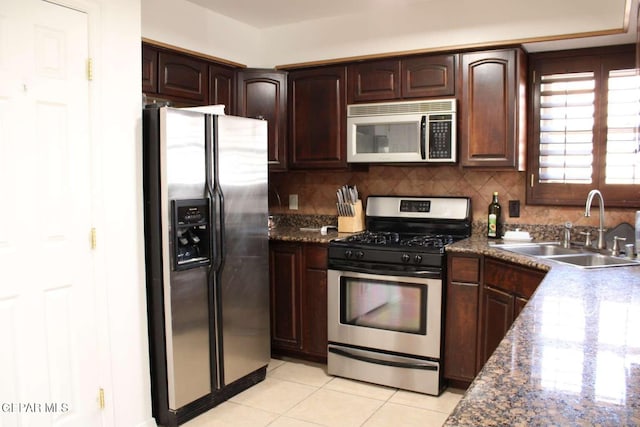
[0,1,102,426]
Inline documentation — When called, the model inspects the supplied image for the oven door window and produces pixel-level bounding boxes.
[340,276,427,334]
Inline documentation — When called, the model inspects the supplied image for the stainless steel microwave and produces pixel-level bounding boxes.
[347,99,456,163]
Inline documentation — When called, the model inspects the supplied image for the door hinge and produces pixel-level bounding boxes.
[87,58,93,81]
[91,227,97,249]
[98,388,105,409]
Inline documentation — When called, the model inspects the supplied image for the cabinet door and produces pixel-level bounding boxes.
[347,59,401,103]
[237,69,288,171]
[158,51,208,103]
[301,244,328,360]
[460,48,526,169]
[444,281,479,382]
[479,285,514,367]
[209,64,235,115]
[402,54,456,98]
[142,44,157,93]
[514,295,529,319]
[444,255,480,384]
[288,66,347,169]
[269,242,302,351]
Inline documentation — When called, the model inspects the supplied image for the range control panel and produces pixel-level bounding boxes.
[400,200,431,213]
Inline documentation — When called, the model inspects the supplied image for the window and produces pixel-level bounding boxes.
[528,45,640,207]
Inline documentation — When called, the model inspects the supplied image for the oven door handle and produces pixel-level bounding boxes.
[328,347,438,371]
[328,264,441,279]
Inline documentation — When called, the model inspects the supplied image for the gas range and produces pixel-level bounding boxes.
[328,196,472,271]
[326,195,472,396]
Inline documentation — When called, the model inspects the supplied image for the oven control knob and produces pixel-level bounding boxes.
[414,255,423,264]
[356,251,365,259]
[345,250,353,259]
[401,253,411,263]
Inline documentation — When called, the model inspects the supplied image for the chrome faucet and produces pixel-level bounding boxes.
[584,189,606,250]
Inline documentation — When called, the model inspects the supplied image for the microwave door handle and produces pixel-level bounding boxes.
[420,115,427,160]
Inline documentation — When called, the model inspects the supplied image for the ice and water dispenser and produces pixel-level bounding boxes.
[172,199,211,270]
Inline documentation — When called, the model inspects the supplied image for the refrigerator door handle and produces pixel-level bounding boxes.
[214,187,226,272]
[205,115,225,273]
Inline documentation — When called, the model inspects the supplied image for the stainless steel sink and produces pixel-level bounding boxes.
[494,242,578,257]
[491,241,640,268]
[545,253,640,268]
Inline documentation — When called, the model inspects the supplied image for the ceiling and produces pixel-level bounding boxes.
[185,0,634,31]
[185,0,446,29]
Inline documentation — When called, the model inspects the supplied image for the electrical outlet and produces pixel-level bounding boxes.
[289,194,299,210]
[509,200,520,218]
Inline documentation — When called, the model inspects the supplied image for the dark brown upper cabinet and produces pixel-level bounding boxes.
[347,54,456,103]
[288,66,347,169]
[347,59,401,103]
[459,48,527,170]
[402,54,456,98]
[142,42,241,108]
[142,45,157,93]
[158,51,208,103]
[236,69,288,171]
[208,64,235,115]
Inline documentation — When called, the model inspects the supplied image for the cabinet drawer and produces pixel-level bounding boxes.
[449,255,480,283]
[484,258,545,298]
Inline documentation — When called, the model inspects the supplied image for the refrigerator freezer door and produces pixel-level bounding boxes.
[214,115,270,385]
[162,108,212,409]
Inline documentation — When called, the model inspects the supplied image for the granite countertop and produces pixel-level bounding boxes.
[268,214,359,244]
[268,225,345,244]
[445,237,640,426]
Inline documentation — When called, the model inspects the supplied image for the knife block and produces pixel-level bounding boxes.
[338,199,365,233]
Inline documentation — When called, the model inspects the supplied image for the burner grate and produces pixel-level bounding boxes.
[342,231,456,248]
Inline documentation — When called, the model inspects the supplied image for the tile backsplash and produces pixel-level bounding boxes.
[269,165,639,233]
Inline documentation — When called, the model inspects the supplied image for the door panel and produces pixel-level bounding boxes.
[0,1,101,425]
[216,116,270,385]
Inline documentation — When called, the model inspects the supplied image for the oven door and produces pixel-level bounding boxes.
[327,269,442,359]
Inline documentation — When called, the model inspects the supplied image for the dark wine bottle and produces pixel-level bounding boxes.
[487,192,501,238]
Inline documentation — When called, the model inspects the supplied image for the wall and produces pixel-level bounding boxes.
[141,0,262,66]
[87,0,154,425]
[269,166,638,232]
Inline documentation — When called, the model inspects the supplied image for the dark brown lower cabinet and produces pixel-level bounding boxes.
[301,245,328,359]
[478,258,546,367]
[269,242,302,351]
[444,254,481,387]
[444,254,546,388]
[269,241,328,363]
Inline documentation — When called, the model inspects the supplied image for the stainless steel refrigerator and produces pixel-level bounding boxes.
[142,106,270,427]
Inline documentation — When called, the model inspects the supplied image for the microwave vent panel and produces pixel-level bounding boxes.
[348,99,456,117]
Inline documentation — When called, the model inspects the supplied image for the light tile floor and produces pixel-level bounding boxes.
[183,358,464,427]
